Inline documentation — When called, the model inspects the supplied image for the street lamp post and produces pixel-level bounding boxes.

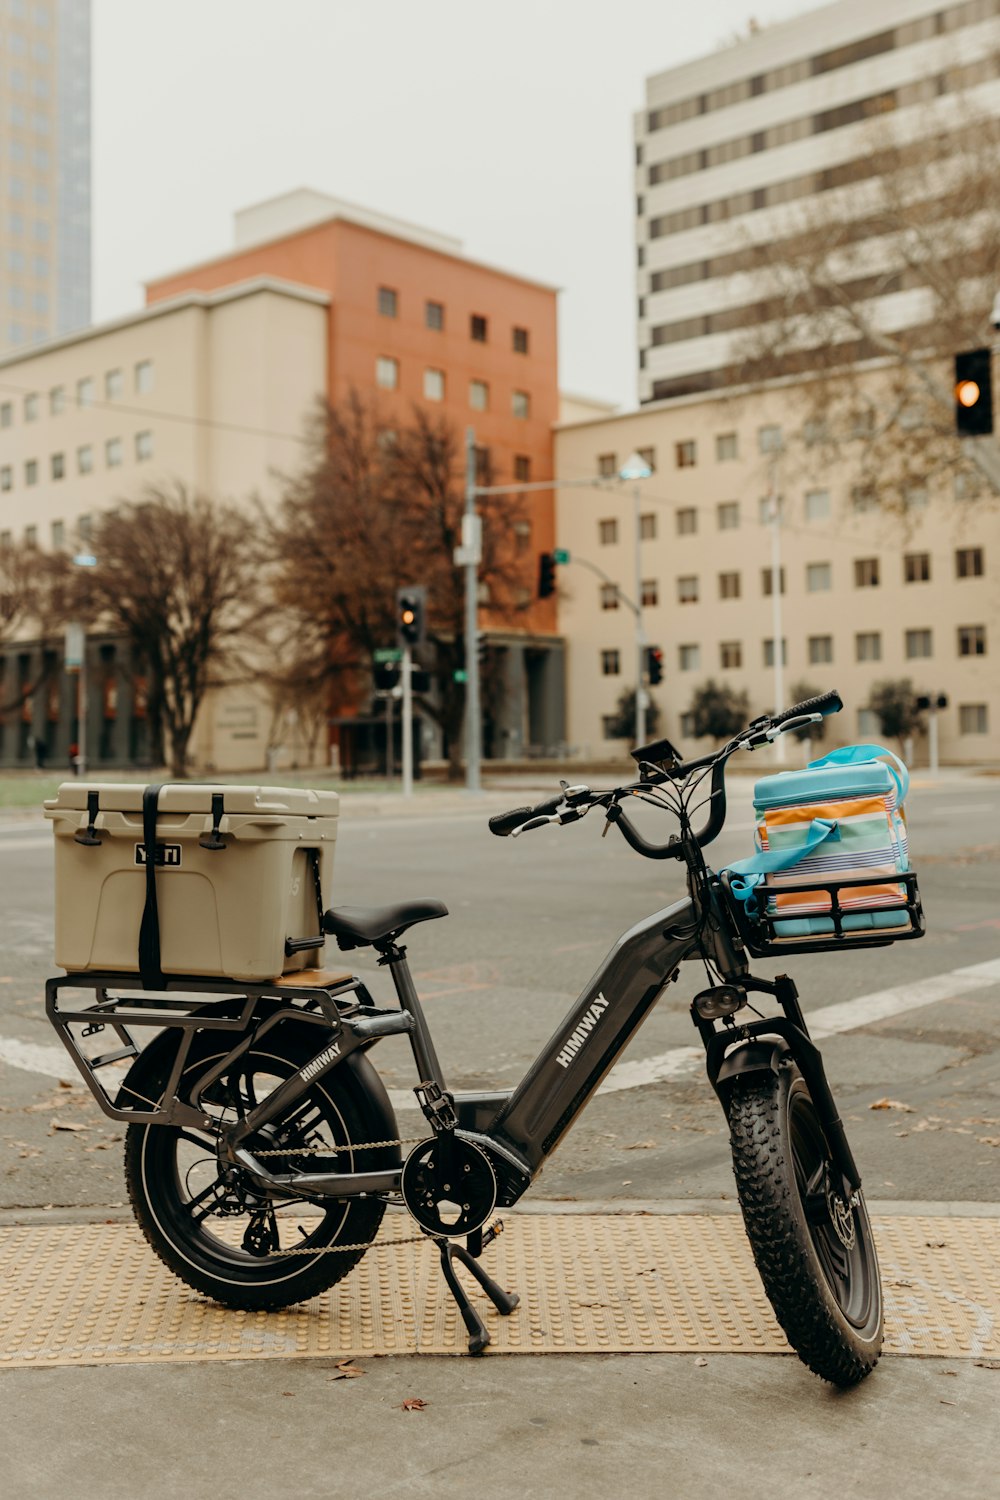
[619,452,653,748]
[72,551,97,777]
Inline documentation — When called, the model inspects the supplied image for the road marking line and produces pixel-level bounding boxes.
[4,957,1000,1108]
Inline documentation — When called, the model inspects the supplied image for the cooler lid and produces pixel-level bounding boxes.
[44,783,340,818]
[753,762,896,808]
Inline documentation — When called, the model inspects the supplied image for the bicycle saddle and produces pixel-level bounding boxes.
[322,898,448,949]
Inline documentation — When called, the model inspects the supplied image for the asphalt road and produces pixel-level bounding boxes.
[1,772,999,1212]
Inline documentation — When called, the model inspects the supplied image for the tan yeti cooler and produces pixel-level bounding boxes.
[44,783,339,983]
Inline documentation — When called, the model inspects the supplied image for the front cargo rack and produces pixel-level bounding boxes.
[44,969,379,1126]
[720,869,925,958]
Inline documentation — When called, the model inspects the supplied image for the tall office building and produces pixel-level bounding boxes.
[636,0,1000,402]
[0,0,90,350]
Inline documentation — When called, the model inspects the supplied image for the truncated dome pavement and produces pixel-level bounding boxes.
[1,1212,998,1367]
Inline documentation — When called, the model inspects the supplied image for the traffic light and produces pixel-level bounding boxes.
[646,646,664,685]
[538,552,557,599]
[915,694,948,711]
[396,586,426,649]
[373,662,400,692]
[954,349,993,436]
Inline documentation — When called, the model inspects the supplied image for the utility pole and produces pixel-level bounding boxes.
[619,453,652,748]
[462,427,483,794]
[401,644,413,797]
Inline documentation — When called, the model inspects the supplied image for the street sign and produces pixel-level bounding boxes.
[374,647,403,664]
[553,548,570,564]
[64,622,84,669]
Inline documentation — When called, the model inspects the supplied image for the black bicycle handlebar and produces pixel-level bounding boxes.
[770,689,843,727]
[489,793,563,837]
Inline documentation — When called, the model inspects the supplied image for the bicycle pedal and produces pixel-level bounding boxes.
[481,1218,504,1248]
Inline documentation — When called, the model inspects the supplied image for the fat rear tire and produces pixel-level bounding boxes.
[123,1024,397,1312]
[728,1064,883,1387]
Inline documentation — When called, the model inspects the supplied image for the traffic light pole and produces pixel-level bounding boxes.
[402,643,413,798]
[464,428,482,794]
[632,482,646,748]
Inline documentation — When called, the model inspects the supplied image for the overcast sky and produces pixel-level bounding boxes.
[92,0,814,409]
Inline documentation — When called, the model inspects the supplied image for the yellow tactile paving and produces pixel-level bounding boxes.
[0,1214,997,1367]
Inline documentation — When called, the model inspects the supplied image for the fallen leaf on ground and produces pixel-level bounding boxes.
[50,1120,89,1132]
[694,1357,708,1368]
[926,1240,947,1249]
[869,1098,915,1113]
[328,1361,365,1380]
[57,1080,74,1090]
[974,1360,1000,1370]
[401,1398,428,1412]
[976,1137,1000,1148]
[624,1140,657,1151]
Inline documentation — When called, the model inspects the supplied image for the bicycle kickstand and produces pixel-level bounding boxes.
[434,1220,520,1355]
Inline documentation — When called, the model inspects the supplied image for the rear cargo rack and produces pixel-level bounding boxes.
[720,869,925,958]
[45,970,373,1127]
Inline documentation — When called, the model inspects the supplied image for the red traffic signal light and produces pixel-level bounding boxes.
[646,646,664,685]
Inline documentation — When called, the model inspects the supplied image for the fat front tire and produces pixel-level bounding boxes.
[728,1064,883,1386]
[123,1025,396,1312]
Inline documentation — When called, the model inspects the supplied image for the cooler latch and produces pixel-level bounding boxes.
[73,790,102,847]
[199,793,226,851]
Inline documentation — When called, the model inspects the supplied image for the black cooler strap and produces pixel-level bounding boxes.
[138,782,165,989]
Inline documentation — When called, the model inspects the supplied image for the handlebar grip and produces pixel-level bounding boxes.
[489,806,535,837]
[772,689,842,728]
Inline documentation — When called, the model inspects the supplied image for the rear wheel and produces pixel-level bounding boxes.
[123,1025,398,1311]
[728,1064,883,1386]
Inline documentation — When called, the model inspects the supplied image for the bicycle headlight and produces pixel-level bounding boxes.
[693,984,747,1021]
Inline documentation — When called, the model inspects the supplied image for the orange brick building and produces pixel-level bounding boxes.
[146,191,564,759]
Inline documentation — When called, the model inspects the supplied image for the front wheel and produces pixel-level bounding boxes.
[727,1065,883,1386]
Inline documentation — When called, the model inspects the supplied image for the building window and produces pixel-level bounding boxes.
[77,376,94,407]
[512,390,530,419]
[763,638,787,667]
[78,514,92,543]
[135,430,153,462]
[856,631,882,662]
[804,488,830,521]
[639,512,656,540]
[25,459,37,485]
[514,455,531,483]
[601,649,620,676]
[376,356,399,391]
[758,494,783,524]
[0,466,11,491]
[105,368,123,400]
[473,445,491,483]
[24,524,37,547]
[135,360,153,394]
[761,565,786,595]
[423,368,445,402]
[377,286,398,318]
[599,518,618,545]
[677,575,699,604]
[851,486,879,514]
[0,401,11,427]
[959,704,988,734]
[106,438,123,468]
[806,562,831,592]
[637,446,656,473]
[469,379,489,412]
[956,547,984,578]
[49,384,64,415]
[641,578,658,607]
[904,552,930,583]
[600,583,619,611]
[24,392,38,421]
[675,439,696,467]
[77,444,93,474]
[50,452,64,480]
[425,300,444,331]
[602,715,620,739]
[716,432,738,461]
[513,326,529,354]
[718,571,741,599]
[905,629,932,659]
[470,314,488,342]
[50,519,63,549]
[717,501,739,530]
[597,453,617,478]
[720,641,742,669]
[854,558,880,588]
[857,707,879,737]
[903,485,928,512]
[676,507,697,535]
[808,635,833,665]
[758,424,782,453]
[679,644,700,671]
[958,625,986,656]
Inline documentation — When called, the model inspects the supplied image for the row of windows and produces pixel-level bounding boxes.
[376,286,531,352]
[642,3,997,134]
[0,362,155,430]
[598,550,984,603]
[619,702,992,742]
[1,511,94,550]
[374,355,531,417]
[0,432,153,489]
[6,249,48,275]
[599,626,988,678]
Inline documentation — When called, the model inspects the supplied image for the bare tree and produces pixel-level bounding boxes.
[272,394,530,779]
[730,94,1000,507]
[0,538,70,714]
[76,484,263,777]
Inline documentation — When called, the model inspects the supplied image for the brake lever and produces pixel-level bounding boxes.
[511,806,587,838]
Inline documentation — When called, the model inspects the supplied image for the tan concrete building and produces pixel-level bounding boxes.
[555,382,999,764]
[0,276,328,770]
